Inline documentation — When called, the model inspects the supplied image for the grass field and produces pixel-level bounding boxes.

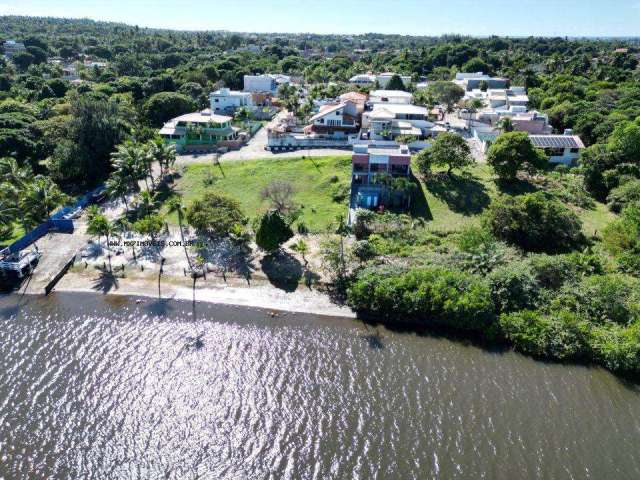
[409,162,616,237]
[167,155,352,232]
[165,156,616,238]
[0,223,25,249]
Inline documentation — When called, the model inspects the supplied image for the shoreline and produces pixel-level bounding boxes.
[43,273,357,318]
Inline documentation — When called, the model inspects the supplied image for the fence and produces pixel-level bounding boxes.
[2,185,104,256]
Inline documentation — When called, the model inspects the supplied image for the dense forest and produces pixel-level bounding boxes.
[2,16,640,376]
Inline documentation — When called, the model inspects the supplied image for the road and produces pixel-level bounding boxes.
[176,125,351,166]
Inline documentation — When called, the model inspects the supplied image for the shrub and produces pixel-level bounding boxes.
[551,274,640,326]
[347,266,495,332]
[255,210,294,252]
[352,209,377,239]
[185,192,245,237]
[528,254,578,290]
[485,192,584,253]
[488,262,540,314]
[606,179,640,213]
[589,322,640,373]
[352,240,377,263]
[499,309,590,361]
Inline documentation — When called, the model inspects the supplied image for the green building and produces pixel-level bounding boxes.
[159,111,239,152]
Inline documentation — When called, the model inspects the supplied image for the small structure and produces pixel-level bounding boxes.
[349,73,377,86]
[454,72,508,92]
[363,103,434,140]
[369,90,413,105]
[376,72,412,88]
[243,74,291,94]
[2,40,26,59]
[159,110,239,153]
[529,130,585,165]
[210,88,253,114]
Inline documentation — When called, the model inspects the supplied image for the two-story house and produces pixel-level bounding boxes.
[304,101,360,138]
[159,111,239,152]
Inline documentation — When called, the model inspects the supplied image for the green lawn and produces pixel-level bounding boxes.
[410,162,617,237]
[166,157,617,238]
[0,222,25,248]
[168,155,352,232]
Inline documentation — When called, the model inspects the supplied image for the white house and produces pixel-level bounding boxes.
[2,40,25,59]
[304,101,360,138]
[363,103,435,139]
[369,90,413,105]
[349,74,377,86]
[529,131,585,165]
[243,74,291,93]
[210,88,253,114]
[454,72,508,91]
[376,72,412,88]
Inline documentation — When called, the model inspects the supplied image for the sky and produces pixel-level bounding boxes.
[0,0,639,37]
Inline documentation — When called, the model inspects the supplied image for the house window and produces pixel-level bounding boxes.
[318,118,324,124]
[214,99,219,102]
[570,148,580,153]
[547,148,565,157]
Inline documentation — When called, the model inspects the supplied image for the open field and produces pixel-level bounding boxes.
[410,163,616,237]
[166,155,352,232]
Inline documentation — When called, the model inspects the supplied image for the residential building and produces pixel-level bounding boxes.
[2,40,26,58]
[350,73,412,88]
[159,110,239,152]
[349,74,377,86]
[243,74,291,94]
[363,103,435,139]
[369,90,413,105]
[210,88,253,114]
[351,143,412,209]
[529,131,585,165]
[454,72,508,91]
[305,101,360,137]
[339,91,368,114]
[376,72,412,88]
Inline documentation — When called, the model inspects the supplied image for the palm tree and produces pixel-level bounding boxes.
[291,239,309,267]
[19,176,69,229]
[167,196,192,269]
[136,190,157,218]
[499,117,515,133]
[113,216,136,263]
[87,213,114,272]
[111,142,147,192]
[148,138,176,183]
[105,173,131,213]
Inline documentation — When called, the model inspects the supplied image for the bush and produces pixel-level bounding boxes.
[606,179,640,213]
[499,310,590,361]
[185,192,245,237]
[352,240,377,263]
[528,254,578,290]
[255,210,294,252]
[488,262,540,314]
[347,266,496,332]
[352,209,377,240]
[485,192,584,253]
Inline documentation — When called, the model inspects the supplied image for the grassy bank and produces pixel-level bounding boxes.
[167,156,352,232]
[410,162,616,237]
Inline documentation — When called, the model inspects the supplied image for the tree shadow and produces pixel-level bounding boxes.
[260,250,303,293]
[92,267,119,294]
[196,237,256,283]
[408,172,433,220]
[362,332,385,349]
[425,172,491,215]
[495,177,539,196]
[303,269,321,289]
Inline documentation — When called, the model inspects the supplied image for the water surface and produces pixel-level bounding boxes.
[1,292,639,479]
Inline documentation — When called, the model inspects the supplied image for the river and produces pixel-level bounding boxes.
[1,292,639,479]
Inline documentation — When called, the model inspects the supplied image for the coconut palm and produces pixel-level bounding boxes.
[148,138,177,183]
[136,190,157,218]
[19,175,69,229]
[87,213,115,272]
[167,196,192,269]
[499,117,515,133]
[105,173,132,213]
[111,142,147,192]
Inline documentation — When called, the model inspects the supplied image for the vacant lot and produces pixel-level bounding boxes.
[168,155,352,232]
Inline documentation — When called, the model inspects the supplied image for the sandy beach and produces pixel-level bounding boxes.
[50,262,355,318]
